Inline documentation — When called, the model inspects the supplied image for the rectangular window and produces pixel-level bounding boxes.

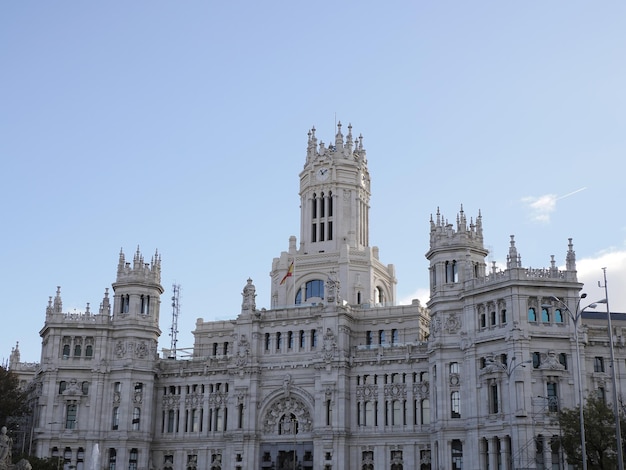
[328,221,333,240]
[66,404,77,429]
[451,439,463,470]
[311,223,317,242]
[112,407,119,430]
[366,331,373,346]
[532,352,541,369]
[489,383,499,414]
[594,356,605,373]
[191,409,199,432]
[299,330,305,348]
[547,382,558,412]
[500,309,507,324]
[311,330,318,349]
[320,222,325,241]
[132,407,141,431]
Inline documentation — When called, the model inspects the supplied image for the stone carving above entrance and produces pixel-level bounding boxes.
[262,396,312,434]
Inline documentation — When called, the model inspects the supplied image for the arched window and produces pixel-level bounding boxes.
[450,391,461,418]
[108,448,116,470]
[364,401,374,426]
[306,280,324,299]
[74,343,81,356]
[541,307,550,322]
[129,448,138,470]
[62,344,70,358]
[85,344,93,357]
[376,287,385,305]
[59,381,67,394]
[445,260,458,283]
[328,191,333,217]
[140,295,150,314]
[555,309,564,323]
[392,400,402,425]
[420,399,430,425]
[528,307,537,322]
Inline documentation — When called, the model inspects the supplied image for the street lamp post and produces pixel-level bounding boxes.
[492,356,531,469]
[548,294,592,470]
[597,267,624,470]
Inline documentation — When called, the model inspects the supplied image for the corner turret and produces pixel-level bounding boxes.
[426,206,488,298]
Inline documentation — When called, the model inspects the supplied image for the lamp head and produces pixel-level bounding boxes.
[581,293,587,299]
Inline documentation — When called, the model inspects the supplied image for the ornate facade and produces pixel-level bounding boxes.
[8,122,626,469]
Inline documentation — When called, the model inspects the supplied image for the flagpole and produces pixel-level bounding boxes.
[292,256,297,304]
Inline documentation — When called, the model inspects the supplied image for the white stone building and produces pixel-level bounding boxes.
[8,122,626,470]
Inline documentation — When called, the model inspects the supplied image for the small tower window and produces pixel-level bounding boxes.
[445,260,459,283]
[120,294,130,314]
[328,191,333,216]
[141,295,150,314]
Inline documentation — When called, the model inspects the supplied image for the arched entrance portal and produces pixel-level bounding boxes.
[260,395,313,470]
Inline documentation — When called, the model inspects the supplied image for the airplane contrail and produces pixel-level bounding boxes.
[557,187,587,201]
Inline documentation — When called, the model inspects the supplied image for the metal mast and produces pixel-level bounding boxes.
[169,284,181,359]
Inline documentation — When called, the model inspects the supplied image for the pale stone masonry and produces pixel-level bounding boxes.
[8,122,626,470]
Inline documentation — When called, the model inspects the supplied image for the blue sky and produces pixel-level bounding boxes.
[2,2,625,363]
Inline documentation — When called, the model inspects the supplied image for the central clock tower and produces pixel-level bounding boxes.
[270,122,395,309]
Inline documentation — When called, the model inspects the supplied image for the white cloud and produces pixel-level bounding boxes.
[399,287,430,307]
[521,187,587,223]
[576,249,626,312]
[521,193,558,223]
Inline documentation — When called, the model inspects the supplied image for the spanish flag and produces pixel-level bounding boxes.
[280,260,294,285]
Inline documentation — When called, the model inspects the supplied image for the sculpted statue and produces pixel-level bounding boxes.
[0,426,12,469]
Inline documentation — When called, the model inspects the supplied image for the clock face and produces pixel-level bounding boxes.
[316,167,330,181]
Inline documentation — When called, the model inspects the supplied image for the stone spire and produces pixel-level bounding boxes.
[566,238,577,271]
